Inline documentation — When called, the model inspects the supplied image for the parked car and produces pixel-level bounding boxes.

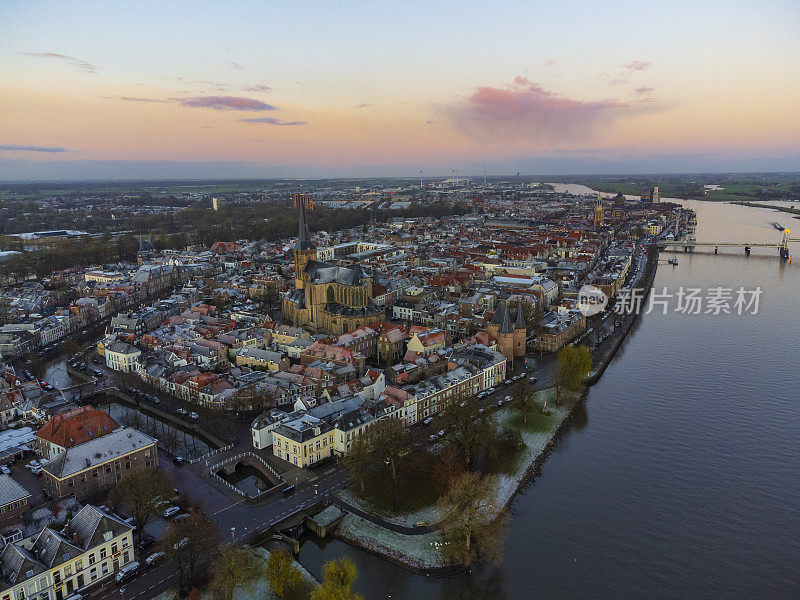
[31,467,43,476]
[529,376,538,383]
[189,412,199,420]
[145,552,165,566]
[173,513,190,522]
[115,561,140,583]
[428,434,438,442]
[137,537,155,552]
[26,460,41,470]
[0,465,10,476]
[163,506,181,519]
[172,456,185,466]
[176,408,188,416]
[173,538,189,551]
[422,416,433,426]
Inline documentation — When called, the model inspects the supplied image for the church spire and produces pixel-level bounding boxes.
[514,304,526,330]
[294,193,316,251]
[497,300,514,334]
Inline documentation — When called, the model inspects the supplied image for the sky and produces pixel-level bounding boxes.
[1,0,799,180]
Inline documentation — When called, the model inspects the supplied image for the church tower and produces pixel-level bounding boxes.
[513,305,527,357]
[488,300,515,365]
[593,194,604,228]
[293,193,317,290]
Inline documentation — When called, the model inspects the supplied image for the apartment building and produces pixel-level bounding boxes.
[0,505,134,600]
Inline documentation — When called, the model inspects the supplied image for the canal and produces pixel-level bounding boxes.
[298,200,800,598]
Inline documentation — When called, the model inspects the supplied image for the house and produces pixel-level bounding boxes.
[103,341,141,373]
[40,427,157,500]
[406,327,447,356]
[35,407,120,461]
[0,505,135,600]
[234,347,288,372]
[0,475,31,533]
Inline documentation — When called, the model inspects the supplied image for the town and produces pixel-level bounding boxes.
[0,178,695,599]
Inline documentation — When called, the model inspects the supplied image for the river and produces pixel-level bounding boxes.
[298,199,800,599]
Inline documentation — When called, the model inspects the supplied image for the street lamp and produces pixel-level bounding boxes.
[230,527,236,542]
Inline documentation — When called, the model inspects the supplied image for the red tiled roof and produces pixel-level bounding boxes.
[36,406,119,448]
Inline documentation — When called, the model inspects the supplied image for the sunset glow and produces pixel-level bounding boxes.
[2,0,799,179]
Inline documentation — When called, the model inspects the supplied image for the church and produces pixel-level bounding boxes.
[282,194,386,334]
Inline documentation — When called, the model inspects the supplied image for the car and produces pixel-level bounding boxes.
[138,537,155,551]
[437,429,445,437]
[520,372,526,378]
[152,397,160,404]
[176,408,188,415]
[478,408,485,414]
[173,538,189,551]
[0,465,10,475]
[487,387,495,393]
[64,593,83,600]
[189,412,199,420]
[31,467,43,476]
[428,434,438,442]
[529,376,538,383]
[497,400,504,407]
[145,551,165,566]
[163,506,181,518]
[115,561,140,583]
[26,460,41,470]
[172,456,185,466]
[422,416,433,426]
[173,513,190,522]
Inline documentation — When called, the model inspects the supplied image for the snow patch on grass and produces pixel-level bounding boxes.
[336,513,446,570]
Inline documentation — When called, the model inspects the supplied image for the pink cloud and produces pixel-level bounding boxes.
[24,52,96,73]
[624,60,651,71]
[635,86,655,95]
[240,117,307,126]
[446,77,658,142]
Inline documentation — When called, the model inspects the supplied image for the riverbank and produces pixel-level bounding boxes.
[731,201,800,220]
[328,247,661,573]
